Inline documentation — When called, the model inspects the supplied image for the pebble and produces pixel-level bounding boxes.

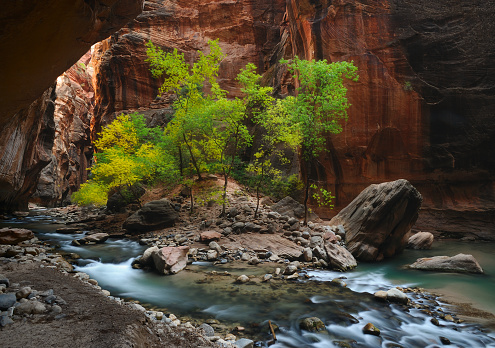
[362,322,380,336]
[199,323,215,337]
[0,293,16,311]
[236,275,250,283]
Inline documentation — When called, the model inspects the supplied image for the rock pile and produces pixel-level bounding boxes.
[0,274,66,327]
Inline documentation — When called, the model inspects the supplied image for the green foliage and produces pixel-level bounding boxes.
[71,181,108,206]
[310,184,335,208]
[72,112,180,206]
[280,56,358,223]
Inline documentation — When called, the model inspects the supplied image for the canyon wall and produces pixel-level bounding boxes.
[0,0,144,211]
[84,0,494,237]
[1,0,493,238]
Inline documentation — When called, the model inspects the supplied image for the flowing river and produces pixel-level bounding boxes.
[2,209,495,347]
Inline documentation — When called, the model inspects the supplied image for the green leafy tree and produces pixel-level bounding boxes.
[72,112,179,206]
[146,40,225,180]
[281,56,358,225]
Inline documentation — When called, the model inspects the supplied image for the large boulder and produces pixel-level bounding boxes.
[407,232,434,250]
[409,253,484,274]
[124,199,178,233]
[151,246,189,275]
[0,228,34,245]
[330,179,422,261]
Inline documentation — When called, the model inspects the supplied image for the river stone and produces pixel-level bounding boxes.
[407,232,434,250]
[199,323,215,337]
[329,179,422,261]
[14,300,47,315]
[209,241,223,254]
[0,315,14,327]
[151,246,190,275]
[207,250,218,261]
[374,290,388,301]
[200,231,222,243]
[362,322,380,336]
[0,274,9,287]
[124,199,178,233]
[55,227,82,234]
[234,338,254,348]
[302,247,313,262]
[299,317,325,332]
[236,275,249,283]
[283,264,298,275]
[324,242,357,271]
[386,288,408,304]
[77,232,109,244]
[0,227,34,245]
[16,287,32,300]
[0,293,16,310]
[408,253,484,274]
[139,246,159,267]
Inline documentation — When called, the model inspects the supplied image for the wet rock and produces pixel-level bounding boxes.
[234,338,254,348]
[263,274,273,282]
[283,264,298,275]
[199,323,215,337]
[300,317,325,332]
[139,246,159,267]
[362,322,380,336]
[77,232,109,244]
[409,253,484,274]
[431,318,440,326]
[407,232,434,249]
[207,250,218,261]
[55,227,82,234]
[440,336,451,345]
[0,293,16,310]
[386,288,408,304]
[0,228,35,245]
[151,246,190,275]
[200,231,222,243]
[236,275,250,283]
[124,199,178,232]
[374,291,388,301]
[14,300,47,315]
[331,278,347,287]
[330,179,422,261]
[248,257,260,265]
[324,242,357,271]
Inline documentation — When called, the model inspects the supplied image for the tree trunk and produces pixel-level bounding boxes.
[254,185,260,219]
[221,173,228,216]
[182,133,202,180]
[178,145,183,177]
[303,160,311,226]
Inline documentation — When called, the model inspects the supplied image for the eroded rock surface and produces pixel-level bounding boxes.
[409,254,484,274]
[0,228,35,245]
[330,179,422,261]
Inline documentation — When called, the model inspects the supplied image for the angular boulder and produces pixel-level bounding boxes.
[330,179,422,261]
[200,231,222,243]
[409,253,483,274]
[124,199,178,233]
[151,246,189,275]
[0,228,34,245]
[77,233,109,244]
[324,242,357,271]
[407,232,434,250]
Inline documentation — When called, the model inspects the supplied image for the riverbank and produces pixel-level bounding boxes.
[0,260,216,348]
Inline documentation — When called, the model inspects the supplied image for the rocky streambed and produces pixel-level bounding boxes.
[1,180,495,347]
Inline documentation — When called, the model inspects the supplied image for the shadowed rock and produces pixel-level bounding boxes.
[124,199,178,232]
[409,253,484,274]
[0,228,34,245]
[330,179,422,261]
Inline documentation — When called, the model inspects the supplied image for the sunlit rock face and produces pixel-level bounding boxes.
[31,52,96,207]
[0,0,144,211]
